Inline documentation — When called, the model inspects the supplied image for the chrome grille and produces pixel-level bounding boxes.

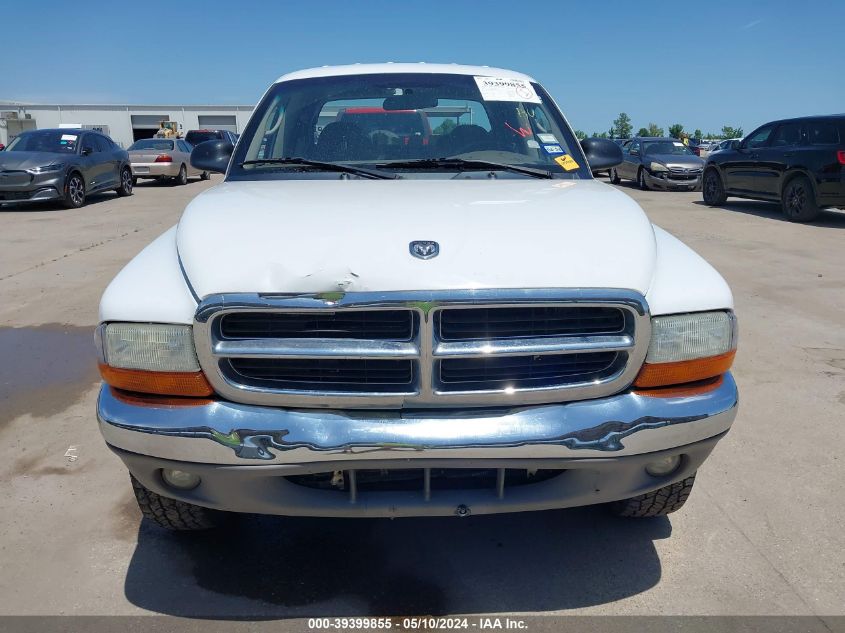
[438,352,621,390]
[438,306,625,340]
[194,290,651,408]
[220,310,414,340]
[667,167,702,181]
[226,358,415,392]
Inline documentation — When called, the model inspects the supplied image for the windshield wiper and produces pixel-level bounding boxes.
[238,157,397,179]
[375,157,554,179]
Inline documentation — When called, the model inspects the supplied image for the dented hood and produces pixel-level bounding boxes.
[177,179,657,298]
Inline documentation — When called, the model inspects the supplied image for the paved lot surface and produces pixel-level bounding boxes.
[1,175,844,619]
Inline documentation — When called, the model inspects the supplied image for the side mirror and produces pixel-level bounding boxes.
[191,139,234,174]
[730,140,741,150]
[581,137,623,171]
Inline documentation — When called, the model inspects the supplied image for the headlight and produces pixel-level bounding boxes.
[649,161,668,173]
[634,311,737,389]
[96,323,213,396]
[28,163,65,174]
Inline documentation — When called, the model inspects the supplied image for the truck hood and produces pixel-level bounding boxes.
[177,179,658,298]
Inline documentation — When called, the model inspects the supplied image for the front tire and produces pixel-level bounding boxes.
[200,171,210,181]
[174,164,188,186]
[702,169,727,205]
[637,167,650,190]
[610,474,697,517]
[116,167,133,197]
[609,167,620,184]
[130,475,219,531]
[63,172,85,209]
[782,175,820,222]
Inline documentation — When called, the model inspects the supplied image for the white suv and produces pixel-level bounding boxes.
[95,64,738,531]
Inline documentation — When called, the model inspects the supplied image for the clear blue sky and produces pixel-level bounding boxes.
[1,0,842,136]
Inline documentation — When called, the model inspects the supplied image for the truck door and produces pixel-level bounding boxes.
[753,121,805,198]
[723,124,774,194]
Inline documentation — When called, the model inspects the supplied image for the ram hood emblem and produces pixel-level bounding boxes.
[409,240,439,260]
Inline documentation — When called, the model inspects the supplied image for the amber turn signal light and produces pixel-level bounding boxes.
[98,363,214,397]
[633,350,736,389]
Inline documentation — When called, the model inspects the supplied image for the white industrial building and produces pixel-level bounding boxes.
[0,101,254,148]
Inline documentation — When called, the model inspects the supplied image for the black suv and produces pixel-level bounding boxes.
[702,115,845,222]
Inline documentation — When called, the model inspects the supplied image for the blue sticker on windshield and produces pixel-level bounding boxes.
[542,144,564,154]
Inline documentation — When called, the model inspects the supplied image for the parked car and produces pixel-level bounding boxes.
[702,115,845,222]
[127,138,209,186]
[184,129,238,147]
[610,137,705,190]
[0,128,132,208]
[710,138,741,154]
[96,63,737,531]
[697,141,721,159]
[687,141,702,156]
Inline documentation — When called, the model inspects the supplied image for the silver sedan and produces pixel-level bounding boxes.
[127,138,209,185]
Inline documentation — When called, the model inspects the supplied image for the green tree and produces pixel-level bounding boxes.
[636,127,649,137]
[590,131,609,139]
[432,119,456,136]
[574,129,587,140]
[646,123,664,137]
[693,129,703,139]
[721,125,743,139]
[612,112,633,139]
[668,123,684,139]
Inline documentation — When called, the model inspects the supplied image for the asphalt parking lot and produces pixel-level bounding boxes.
[1,176,844,620]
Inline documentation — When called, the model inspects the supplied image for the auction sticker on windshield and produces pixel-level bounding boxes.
[474,76,541,103]
[555,154,580,171]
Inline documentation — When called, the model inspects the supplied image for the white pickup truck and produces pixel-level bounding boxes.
[96,64,738,531]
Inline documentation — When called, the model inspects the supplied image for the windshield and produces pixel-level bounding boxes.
[229,72,589,180]
[129,139,174,151]
[186,131,222,145]
[643,141,695,156]
[7,130,80,154]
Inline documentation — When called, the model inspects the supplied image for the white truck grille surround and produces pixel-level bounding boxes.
[193,290,651,409]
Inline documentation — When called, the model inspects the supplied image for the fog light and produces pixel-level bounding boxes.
[161,468,201,490]
[645,455,682,477]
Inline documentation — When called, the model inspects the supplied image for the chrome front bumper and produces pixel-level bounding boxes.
[98,373,738,466]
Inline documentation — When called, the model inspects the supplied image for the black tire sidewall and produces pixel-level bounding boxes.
[782,176,819,222]
[177,165,187,185]
[703,169,726,205]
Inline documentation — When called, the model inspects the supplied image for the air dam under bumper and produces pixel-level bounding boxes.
[98,374,737,517]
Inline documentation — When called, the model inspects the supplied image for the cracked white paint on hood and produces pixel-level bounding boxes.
[176,178,658,298]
